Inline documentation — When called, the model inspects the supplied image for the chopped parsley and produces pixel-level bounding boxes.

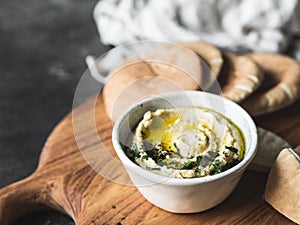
[225,146,238,153]
[111,205,116,209]
[196,155,202,165]
[209,159,222,175]
[193,167,200,173]
[141,154,149,160]
[147,144,168,162]
[130,143,140,158]
[173,142,179,151]
[222,159,241,171]
[179,160,198,170]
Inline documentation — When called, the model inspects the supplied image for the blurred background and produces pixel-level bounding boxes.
[0,0,109,224]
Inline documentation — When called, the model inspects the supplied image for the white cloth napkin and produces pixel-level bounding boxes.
[94,0,300,56]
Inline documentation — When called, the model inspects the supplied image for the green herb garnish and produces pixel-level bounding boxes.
[173,142,179,151]
[225,146,238,153]
[222,159,241,171]
[210,159,222,175]
[141,154,149,160]
[112,205,116,209]
[179,160,197,170]
[193,167,200,173]
[131,143,140,158]
[147,145,168,162]
[196,155,202,165]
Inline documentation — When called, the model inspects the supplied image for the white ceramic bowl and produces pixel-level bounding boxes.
[112,91,257,213]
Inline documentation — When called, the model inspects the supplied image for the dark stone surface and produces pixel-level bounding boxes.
[0,0,110,224]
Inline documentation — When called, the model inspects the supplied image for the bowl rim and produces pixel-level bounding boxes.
[112,91,258,186]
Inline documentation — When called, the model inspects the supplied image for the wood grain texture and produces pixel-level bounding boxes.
[0,95,299,225]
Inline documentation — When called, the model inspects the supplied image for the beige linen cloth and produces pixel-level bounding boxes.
[94,0,300,58]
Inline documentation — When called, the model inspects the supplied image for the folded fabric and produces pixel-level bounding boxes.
[94,0,300,54]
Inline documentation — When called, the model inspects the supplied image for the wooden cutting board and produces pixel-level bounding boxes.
[0,94,299,225]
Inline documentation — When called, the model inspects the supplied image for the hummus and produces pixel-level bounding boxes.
[127,107,245,178]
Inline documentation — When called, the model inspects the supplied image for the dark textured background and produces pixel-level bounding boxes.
[0,0,110,224]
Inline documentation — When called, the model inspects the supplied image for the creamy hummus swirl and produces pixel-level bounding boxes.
[127,107,245,178]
